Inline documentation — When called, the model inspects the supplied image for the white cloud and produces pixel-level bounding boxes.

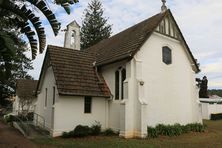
[29,0,222,89]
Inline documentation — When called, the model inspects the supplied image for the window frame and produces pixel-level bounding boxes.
[121,68,126,100]
[45,88,47,108]
[84,96,92,114]
[115,67,126,100]
[162,46,172,65]
[115,70,119,100]
[52,86,55,105]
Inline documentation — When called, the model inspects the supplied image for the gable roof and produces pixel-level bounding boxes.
[40,45,111,97]
[86,9,200,72]
[38,9,200,97]
[16,79,38,99]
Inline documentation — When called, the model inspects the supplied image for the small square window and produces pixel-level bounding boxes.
[162,46,172,65]
[84,96,92,113]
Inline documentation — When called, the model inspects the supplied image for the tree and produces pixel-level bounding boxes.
[81,0,111,49]
[0,11,33,106]
[0,35,33,106]
[0,0,79,59]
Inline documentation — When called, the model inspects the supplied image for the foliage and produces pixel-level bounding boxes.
[62,122,117,138]
[208,89,222,97]
[0,30,33,106]
[0,0,79,58]
[211,113,222,120]
[61,131,73,138]
[147,127,158,138]
[0,0,80,107]
[4,114,14,123]
[186,123,205,132]
[102,128,117,136]
[90,121,101,136]
[80,0,112,49]
[73,125,91,137]
[147,123,206,138]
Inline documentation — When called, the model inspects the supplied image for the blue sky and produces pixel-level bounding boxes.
[28,0,222,89]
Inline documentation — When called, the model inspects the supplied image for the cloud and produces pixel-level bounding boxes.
[29,0,222,89]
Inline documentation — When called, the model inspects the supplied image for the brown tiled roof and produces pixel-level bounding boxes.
[48,45,111,97]
[86,11,167,66]
[86,10,200,72]
[16,79,38,99]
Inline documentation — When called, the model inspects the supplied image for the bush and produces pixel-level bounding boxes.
[186,123,205,132]
[91,121,101,136]
[73,125,91,137]
[147,127,158,138]
[103,128,116,136]
[181,125,190,133]
[4,114,15,123]
[61,132,73,138]
[26,112,34,121]
[211,113,222,120]
[147,123,205,138]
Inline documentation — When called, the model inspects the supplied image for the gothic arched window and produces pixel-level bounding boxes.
[71,30,76,46]
[162,46,172,65]
[121,68,126,100]
[115,67,126,100]
[115,70,119,100]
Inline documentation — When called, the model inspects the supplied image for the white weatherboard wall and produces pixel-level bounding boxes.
[13,96,37,114]
[101,60,137,138]
[201,103,222,119]
[35,66,57,132]
[135,32,202,127]
[36,66,108,137]
[53,96,108,137]
[101,61,128,132]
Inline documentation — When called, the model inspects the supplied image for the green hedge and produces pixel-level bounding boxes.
[211,113,222,120]
[147,123,206,138]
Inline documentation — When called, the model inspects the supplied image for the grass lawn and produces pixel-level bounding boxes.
[33,120,222,148]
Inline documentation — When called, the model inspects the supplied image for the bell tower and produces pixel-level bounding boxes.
[64,20,80,50]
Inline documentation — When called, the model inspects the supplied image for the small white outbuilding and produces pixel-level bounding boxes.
[200,96,222,120]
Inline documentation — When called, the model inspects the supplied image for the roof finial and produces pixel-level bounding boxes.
[161,0,167,12]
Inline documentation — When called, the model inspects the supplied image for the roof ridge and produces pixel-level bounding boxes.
[84,10,168,52]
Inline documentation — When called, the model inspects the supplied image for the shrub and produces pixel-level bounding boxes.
[91,121,101,136]
[147,127,158,138]
[73,125,91,137]
[4,114,15,123]
[61,132,72,138]
[26,112,34,121]
[211,113,222,120]
[181,125,190,133]
[187,123,205,132]
[147,123,205,138]
[103,128,116,136]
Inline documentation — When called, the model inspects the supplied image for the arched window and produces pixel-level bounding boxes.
[115,68,126,100]
[115,70,119,100]
[162,46,172,65]
[71,30,76,46]
[121,68,126,100]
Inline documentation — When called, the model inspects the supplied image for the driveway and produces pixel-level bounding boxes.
[0,120,38,148]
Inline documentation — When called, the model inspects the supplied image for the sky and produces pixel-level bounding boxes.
[28,0,222,89]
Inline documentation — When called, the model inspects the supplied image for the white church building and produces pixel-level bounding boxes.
[34,4,202,138]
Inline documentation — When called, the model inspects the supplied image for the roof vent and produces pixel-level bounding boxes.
[161,0,167,13]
